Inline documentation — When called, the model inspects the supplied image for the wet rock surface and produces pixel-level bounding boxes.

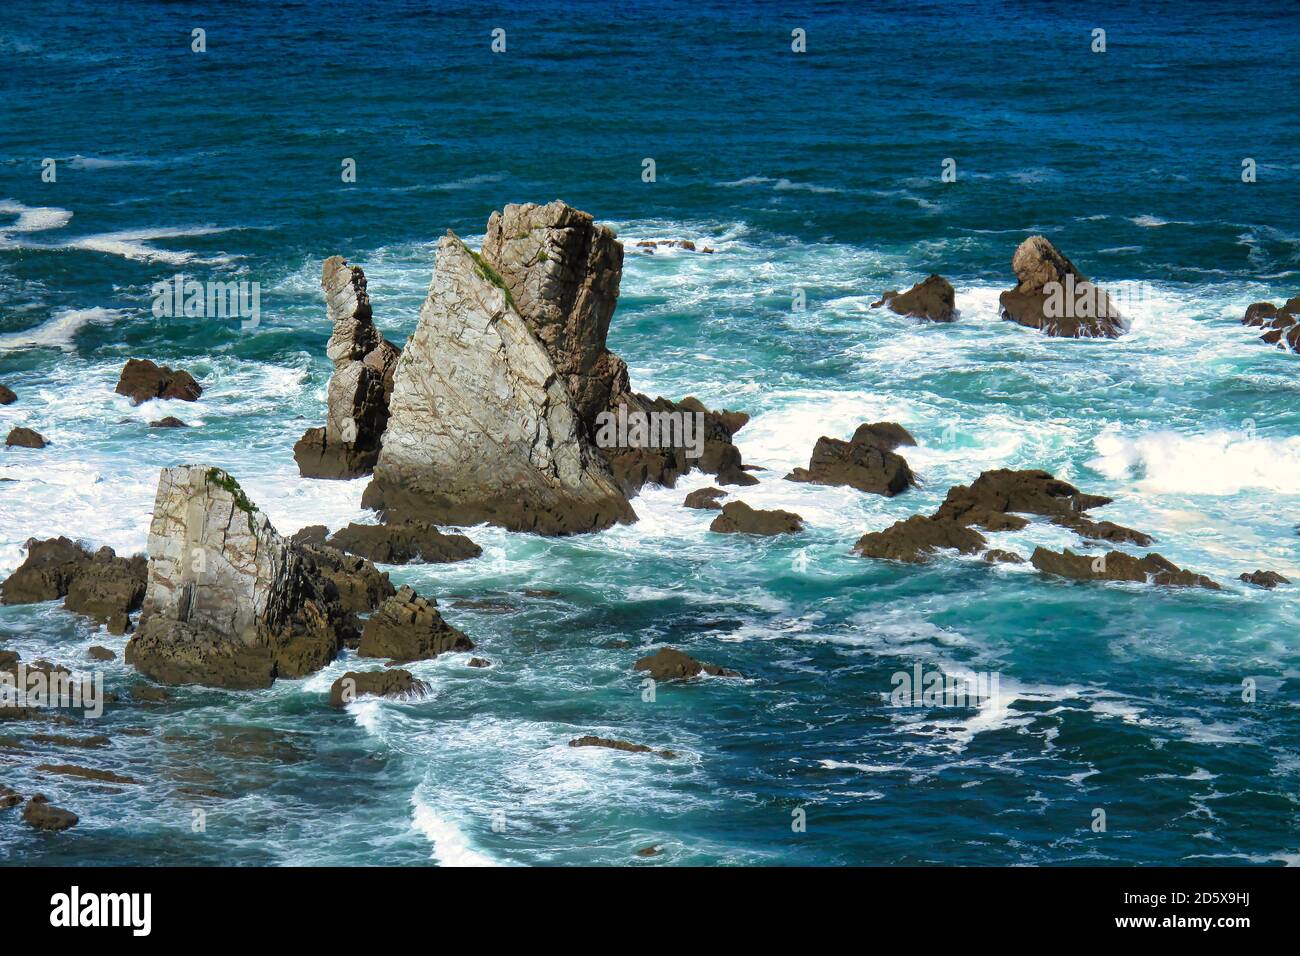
[785,421,915,496]
[1,537,146,634]
[872,274,956,322]
[115,358,202,404]
[569,735,676,758]
[328,668,429,708]
[709,501,803,535]
[999,236,1124,338]
[633,647,740,680]
[683,486,727,509]
[324,522,481,565]
[357,585,473,663]
[5,427,47,448]
[22,794,78,831]
[1238,569,1290,589]
[1031,547,1220,590]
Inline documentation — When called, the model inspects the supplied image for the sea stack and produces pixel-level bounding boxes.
[999,236,1125,338]
[125,465,356,688]
[294,258,402,479]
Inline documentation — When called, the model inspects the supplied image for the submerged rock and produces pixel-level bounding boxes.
[999,236,1124,338]
[294,258,402,479]
[683,487,727,510]
[569,735,676,758]
[328,669,428,708]
[115,358,202,404]
[363,231,635,535]
[709,501,803,535]
[325,522,481,565]
[124,466,357,689]
[633,647,740,681]
[1239,569,1290,589]
[854,515,987,564]
[1241,296,1300,353]
[5,427,47,448]
[1,783,21,809]
[22,795,77,832]
[0,384,16,405]
[1031,547,1219,590]
[357,585,473,663]
[149,416,188,428]
[872,274,956,322]
[785,421,915,496]
[87,646,116,662]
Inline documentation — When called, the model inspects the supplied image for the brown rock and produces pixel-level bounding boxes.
[296,543,395,613]
[709,501,803,535]
[27,733,110,749]
[983,549,1025,564]
[569,735,676,758]
[998,236,1124,338]
[0,384,15,405]
[1030,547,1219,590]
[1241,296,1300,353]
[326,522,481,565]
[872,274,956,322]
[328,669,428,708]
[1239,569,1290,589]
[357,586,473,663]
[785,422,915,496]
[5,427,47,448]
[854,515,987,564]
[683,487,727,510]
[633,647,739,681]
[149,416,188,428]
[115,358,202,404]
[22,795,77,831]
[35,763,140,785]
[63,548,146,634]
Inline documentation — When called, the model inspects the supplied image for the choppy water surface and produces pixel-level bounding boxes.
[1,1,1297,865]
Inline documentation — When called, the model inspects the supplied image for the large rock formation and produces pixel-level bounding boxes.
[295,258,402,479]
[1,537,145,634]
[362,232,635,534]
[124,466,357,689]
[115,358,202,404]
[1241,295,1300,353]
[999,237,1125,338]
[785,421,915,496]
[1031,547,1219,590]
[872,275,956,322]
[356,585,473,663]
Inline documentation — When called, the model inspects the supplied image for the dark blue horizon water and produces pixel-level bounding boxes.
[1,1,1298,866]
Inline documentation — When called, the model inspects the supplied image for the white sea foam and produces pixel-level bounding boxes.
[1090,429,1300,496]
[0,307,130,351]
[66,225,237,265]
[411,795,500,866]
[0,199,74,236]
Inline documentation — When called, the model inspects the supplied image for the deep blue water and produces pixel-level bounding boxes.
[1,1,1298,866]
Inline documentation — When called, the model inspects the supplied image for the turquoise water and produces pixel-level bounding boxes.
[1,1,1298,865]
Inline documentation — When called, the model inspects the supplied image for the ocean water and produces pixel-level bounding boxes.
[1,0,1298,866]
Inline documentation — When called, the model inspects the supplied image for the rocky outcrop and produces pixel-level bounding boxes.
[999,237,1124,338]
[294,543,395,613]
[1239,569,1290,589]
[0,384,15,405]
[785,421,915,496]
[22,794,77,831]
[709,501,803,535]
[1031,547,1219,590]
[87,646,116,662]
[5,427,46,448]
[569,735,676,758]
[634,239,713,254]
[855,515,987,564]
[150,416,188,428]
[124,466,356,689]
[328,669,428,708]
[363,232,635,534]
[601,395,757,493]
[115,358,202,404]
[294,257,402,479]
[324,522,481,565]
[633,647,740,681]
[1241,296,1300,353]
[1,537,146,634]
[356,585,473,663]
[872,274,956,322]
[683,487,727,510]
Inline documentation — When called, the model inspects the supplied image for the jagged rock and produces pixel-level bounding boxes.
[634,239,710,253]
[1241,296,1300,353]
[467,657,491,668]
[22,795,77,831]
[785,421,915,496]
[872,274,956,322]
[87,646,116,662]
[1030,547,1219,590]
[1239,569,1290,589]
[5,427,46,448]
[633,647,739,681]
[683,487,727,509]
[1,537,94,604]
[131,684,169,702]
[999,236,1124,338]
[1,538,145,633]
[328,669,428,708]
[854,515,987,564]
[149,416,188,428]
[363,231,635,534]
[295,257,402,480]
[357,585,473,663]
[709,501,803,535]
[0,384,15,405]
[115,358,202,404]
[1,784,21,809]
[295,543,394,613]
[27,733,110,749]
[35,763,140,785]
[983,549,1025,564]
[569,735,676,758]
[124,466,356,689]
[325,522,481,565]
[602,395,756,492]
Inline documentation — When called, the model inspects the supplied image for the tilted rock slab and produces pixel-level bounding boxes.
[294,257,402,479]
[363,233,634,535]
[999,236,1125,338]
[125,466,355,688]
